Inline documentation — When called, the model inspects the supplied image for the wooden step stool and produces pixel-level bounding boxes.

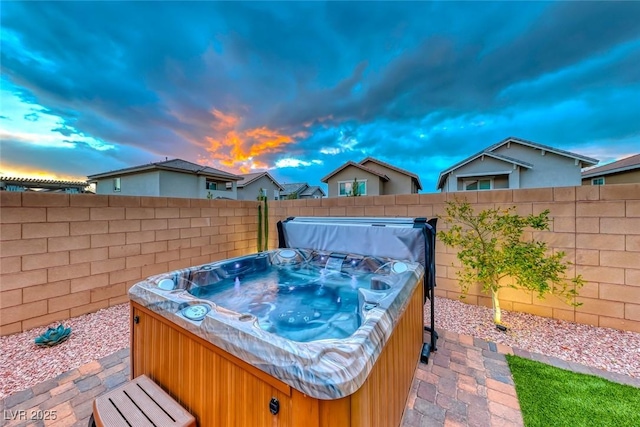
[91,375,195,427]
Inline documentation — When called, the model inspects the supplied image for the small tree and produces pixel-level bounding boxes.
[438,198,584,325]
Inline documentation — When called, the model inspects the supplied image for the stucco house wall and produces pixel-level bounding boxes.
[493,144,583,188]
[158,171,201,198]
[94,171,237,199]
[326,167,381,197]
[494,176,509,189]
[360,160,415,195]
[94,171,161,196]
[158,172,236,199]
[582,169,640,185]
[440,139,594,192]
[238,175,281,201]
[446,156,515,192]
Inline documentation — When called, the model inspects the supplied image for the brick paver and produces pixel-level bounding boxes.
[401,330,524,427]
[0,352,130,427]
[2,330,638,427]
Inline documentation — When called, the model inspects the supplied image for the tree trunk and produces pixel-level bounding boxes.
[491,288,502,324]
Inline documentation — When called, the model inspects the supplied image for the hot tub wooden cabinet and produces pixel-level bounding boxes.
[130,282,423,427]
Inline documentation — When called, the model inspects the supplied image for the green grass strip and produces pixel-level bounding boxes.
[506,355,640,427]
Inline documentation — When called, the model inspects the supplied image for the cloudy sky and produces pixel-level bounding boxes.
[1,2,639,192]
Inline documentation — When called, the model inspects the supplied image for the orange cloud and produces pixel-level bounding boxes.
[202,109,303,173]
[211,109,239,131]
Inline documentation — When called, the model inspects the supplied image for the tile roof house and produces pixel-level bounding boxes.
[581,154,640,186]
[321,157,422,197]
[232,172,284,200]
[279,183,326,199]
[87,159,241,199]
[436,137,599,192]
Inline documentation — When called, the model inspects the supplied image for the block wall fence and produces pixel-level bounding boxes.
[0,193,261,336]
[1,183,639,336]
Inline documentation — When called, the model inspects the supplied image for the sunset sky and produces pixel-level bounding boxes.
[1,2,639,191]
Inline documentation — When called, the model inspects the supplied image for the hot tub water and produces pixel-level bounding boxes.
[189,266,369,342]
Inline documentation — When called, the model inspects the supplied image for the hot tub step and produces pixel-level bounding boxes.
[92,375,195,427]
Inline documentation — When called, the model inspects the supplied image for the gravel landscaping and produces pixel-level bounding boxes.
[430,297,640,378]
[0,304,130,399]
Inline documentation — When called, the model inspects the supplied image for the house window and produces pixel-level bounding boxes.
[591,177,605,186]
[113,178,121,192]
[464,179,492,191]
[338,180,367,196]
[206,179,218,190]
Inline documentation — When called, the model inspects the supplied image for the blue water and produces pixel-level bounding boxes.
[188,267,371,342]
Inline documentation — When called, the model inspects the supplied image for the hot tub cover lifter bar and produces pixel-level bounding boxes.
[277,216,438,363]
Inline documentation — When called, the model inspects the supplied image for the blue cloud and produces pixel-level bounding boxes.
[1,1,639,191]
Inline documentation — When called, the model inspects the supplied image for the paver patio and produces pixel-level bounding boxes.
[2,329,638,427]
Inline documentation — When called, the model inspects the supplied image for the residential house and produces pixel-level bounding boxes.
[280,183,326,199]
[0,177,89,194]
[299,185,326,199]
[233,172,284,200]
[436,137,599,192]
[581,154,640,186]
[321,157,422,197]
[87,159,241,199]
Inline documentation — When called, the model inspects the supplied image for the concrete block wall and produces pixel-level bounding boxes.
[1,184,639,335]
[269,184,640,333]
[0,192,259,335]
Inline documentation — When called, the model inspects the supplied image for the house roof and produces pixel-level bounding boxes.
[581,154,640,179]
[436,136,599,190]
[484,152,534,168]
[280,182,308,196]
[87,159,241,181]
[300,185,326,197]
[359,157,423,191]
[236,172,284,190]
[487,137,599,165]
[320,161,390,183]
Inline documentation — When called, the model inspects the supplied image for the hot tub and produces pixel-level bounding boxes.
[129,248,425,427]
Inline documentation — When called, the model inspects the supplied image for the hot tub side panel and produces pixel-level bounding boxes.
[131,303,295,426]
[336,280,424,426]
[130,283,423,427]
